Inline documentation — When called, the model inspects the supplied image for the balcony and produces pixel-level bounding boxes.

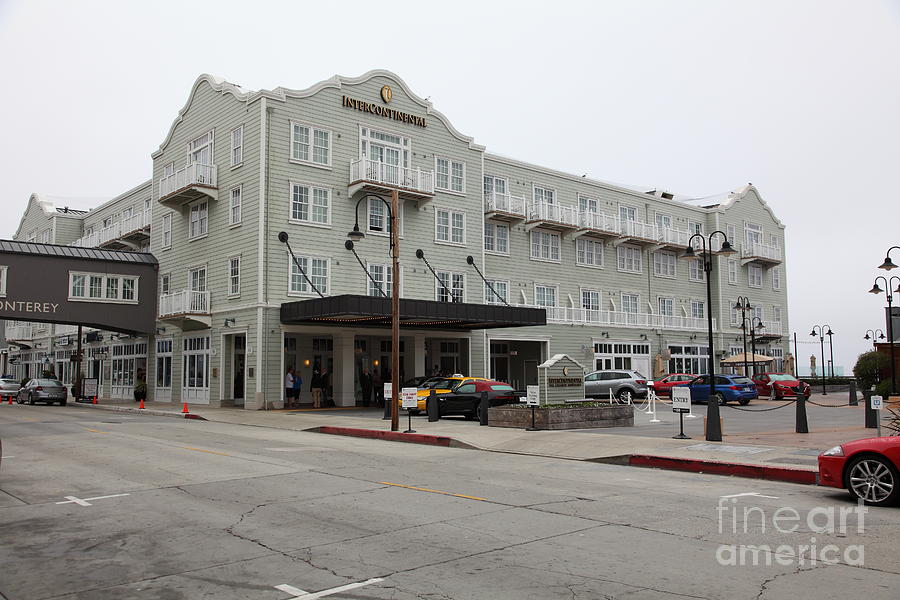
[523,305,714,331]
[349,158,434,203]
[158,290,211,330]
[72,209,151,250]
[756,320,784,341]
[158,163,218,207]
[653,227,691,250]
[741,242,782,265]
[5,323,34,344]
[483,192,527,222]
[574,212,620,239]
[613,220,659,246]
[524,201,579,232]
[71,231,100,248]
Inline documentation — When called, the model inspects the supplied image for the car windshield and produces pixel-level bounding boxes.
[489,384,514,391]
[37,379,64,387]
[731,377,753,385]
[421,378,456,389]
[0,379,17,384]
[768,374,797,382]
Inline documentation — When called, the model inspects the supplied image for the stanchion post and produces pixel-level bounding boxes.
[479,391,489,426]
[849,380,858,406]
[427,389,439,422]
[865,388,878,428]
[383,382,391,420]
[795,395,809,433]
[526,406,538,431]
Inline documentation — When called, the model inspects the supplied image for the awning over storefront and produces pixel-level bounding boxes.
[280,294,546,331]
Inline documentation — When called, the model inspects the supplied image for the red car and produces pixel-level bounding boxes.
[651,373,695,397]
[819,437,900,506]
[752,372,811,400]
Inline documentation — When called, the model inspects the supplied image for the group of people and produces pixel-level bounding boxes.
[357,367,385,407]
[283,367,329,409]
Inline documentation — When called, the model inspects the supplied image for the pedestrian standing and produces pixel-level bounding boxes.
[310,369,323,408]
[360,367,373,407]
[291,369,302,408]
[284,368,294,408]
[372,369,384,407]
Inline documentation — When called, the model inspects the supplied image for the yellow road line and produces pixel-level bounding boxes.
[379,481,485,502]
[184,446,230,456]
[85,428,109,434]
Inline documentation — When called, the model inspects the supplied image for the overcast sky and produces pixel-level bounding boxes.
[1,0,898,372]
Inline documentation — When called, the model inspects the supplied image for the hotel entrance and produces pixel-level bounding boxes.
[488,339,545,389]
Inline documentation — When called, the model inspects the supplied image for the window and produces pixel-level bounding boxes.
[484,280,508,305]
[535,284,557,307]
[367,263,396,298]
[161,213,172,249]
[367,197,401,235]
[690,300,705,320]
[749,264,763,288]
[658,297,674,317]
[655,213,672,231]
[582,289,601,311]
[653,251,676,278]
[187,131,213,166]
[436,271,464,303]
[435,209,465,244]
[484,222,509,254]
[484,175,508,199]
[688,220,703,250]
[160,273,170,295]
[726,224,737,247]
[579,195,599,214]
[727,259,737,284]
[530,231,560,261]
[289,255,329,295]
[689,258,705,282]
[190,266,207,293]
[40,230,50,244]
[533,185,555,204]
[731,303,741,326]
[576,239,604,267]
[156,338,173,389]
[617,245,642,273]
[773,305,782,323]
[183,336,210,393]
[752,305,764,322]
[69,272,139,304]
[228,257,241,297]
[26,230,36,242]
[0,265,6,297]
[619,205,636,223]
[189,201,208,239]
[745,223,762,247]
[773,267,782,290]
[230,186,242,225]
[290,183,330,226]
[291,122,331,166]
[435,157,465,193]
[231,125,243,166]
[621,293,639,314]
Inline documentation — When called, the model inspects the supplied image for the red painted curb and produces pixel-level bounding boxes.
[184,413,207,420]
[629,455,818,485]
[318,426,452,447]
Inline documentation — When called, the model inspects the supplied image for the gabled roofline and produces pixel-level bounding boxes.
[153,70,484,158]
[12,193,87,241]
[714,184,785,229]
[81,180,152,220]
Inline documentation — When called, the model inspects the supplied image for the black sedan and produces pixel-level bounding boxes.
[428,379,523,419]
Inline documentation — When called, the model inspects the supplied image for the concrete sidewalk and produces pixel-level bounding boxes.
[61,396,889,485]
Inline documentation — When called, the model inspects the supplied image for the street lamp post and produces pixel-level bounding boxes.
[877,246,900,272]
[749,317,766,378]
[810,324,833,395]
[734,296,752,377]
[864,329,886,350]
[681,231,737,442]
[349,191,401,432]
[869,276,900,395]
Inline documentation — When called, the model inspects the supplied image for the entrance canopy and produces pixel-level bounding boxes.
[721,352,774,364]
[281,294,546,331]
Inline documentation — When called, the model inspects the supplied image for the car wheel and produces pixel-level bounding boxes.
[464,411,477,420]
[774,391,782,400]
[28,394,35,405]
[738,397,750,406]
[60,400,67,406]
[617,389,634,403]
[16,394,23,404]
[713,393,726,405]
[846,455,900,506]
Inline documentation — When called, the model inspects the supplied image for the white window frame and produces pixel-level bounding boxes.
[653,251,677,278]
[290,121,332,168]
[161,213,172,249]
[434,208,466,246]
[288,254,329,297]
[689,258,706,282]
[229,185,242,226]
[581,288,601,312]
[533,185,556,205]
[690,300,705,320]
[772,267,782,291]
[435,156,466,194]
[160,273,171,295]
[727,259,737,285]
[484,279,509,305]
[68,271,139,304]
[289,181,331,227]
[618,204,637,223]
[230,124,243,167]
[748,264,763,288]
[366,196,403,237]
[579,194,599,214]
[617,244,642,274]
[189,265,208,293]
[576,238,604,268]
[534,283,559,308]
[188,200,208,240]
[435,271,465,303]
[773,305,782,323]
[530,230,561,263]
[621,293,640,314]
[186,130,214,166]
[484,222,509,255]
[658,296,675,317]
[228,256,241,298]
[366,263,402,298]
[655,212,672,230]
[0,265,7,297]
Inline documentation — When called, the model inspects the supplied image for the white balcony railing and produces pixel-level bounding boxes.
[742,242,782,261]
[484,192,527,217]
[97,221,122,246]
[520,305,715,332]
[159,290,210,318]
[350,158,434,195]
[760,320,783,335]
[620,219,659,240]
[121,208,151,236]
[5,323,33,340]
[54,324,79,336]
[578,211,620,234]
[657,227,691,247]
[72,231,100,248]
[527,200,579,227]
[159,163,218,199]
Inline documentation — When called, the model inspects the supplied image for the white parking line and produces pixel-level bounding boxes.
[719,492,779,499]
[275,578,384,599]
[56,493,130,507]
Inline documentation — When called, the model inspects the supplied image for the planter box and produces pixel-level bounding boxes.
[488,404,633,430]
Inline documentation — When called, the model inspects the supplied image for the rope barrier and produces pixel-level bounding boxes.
[805,399,856,408]
[723,398,798,412]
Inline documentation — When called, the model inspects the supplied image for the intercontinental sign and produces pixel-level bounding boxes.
[341,95,427,128]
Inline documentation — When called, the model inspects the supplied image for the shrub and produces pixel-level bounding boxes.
[853,351,890,391]
[875,379,894,399]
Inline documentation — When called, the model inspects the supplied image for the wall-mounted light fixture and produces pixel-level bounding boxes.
[639,334,648,340]
[374,359,380,367]
[304,359,311,367]
[156,327,166,335]
[224,318,236,327]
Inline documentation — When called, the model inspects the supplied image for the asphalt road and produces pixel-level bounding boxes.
[1,404,899,600]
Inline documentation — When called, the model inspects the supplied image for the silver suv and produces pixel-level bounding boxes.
[584,370,648,402]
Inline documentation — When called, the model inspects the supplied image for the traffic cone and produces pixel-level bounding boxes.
[92,396,98,404]
[139,399,145,410]
[7,395,12,405]
[181,402,189,414]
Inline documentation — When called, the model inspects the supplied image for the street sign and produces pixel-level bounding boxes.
[384,382,392,400]
[401,387,418,409]
[871,395,883,410]
[671,387,691,413]
[525,385,539,406]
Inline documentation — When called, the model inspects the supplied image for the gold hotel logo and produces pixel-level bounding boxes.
[381,85,392,103]
[341,87,426,128]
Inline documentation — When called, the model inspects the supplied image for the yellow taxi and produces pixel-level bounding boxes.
[398,375,489,412]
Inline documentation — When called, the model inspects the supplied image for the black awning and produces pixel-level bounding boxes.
[280,294,546,330]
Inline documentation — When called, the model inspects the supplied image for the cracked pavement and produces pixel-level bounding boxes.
[1,405,899,599]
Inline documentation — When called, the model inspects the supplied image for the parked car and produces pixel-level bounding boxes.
[819,437,900,506]
[0,377,21,400]
[398,376,490,412]
[652,373,695,397]
[675,374,757,405]
[16,378,68,406]
[430,379,523,419]
[584,370,648,402]
[752,372,811,400]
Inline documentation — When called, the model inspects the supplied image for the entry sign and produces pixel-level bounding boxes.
[401,387,418,409]
[81,378,98,400]
[871,395,883,410]
[384,382,392,401]
[671,387,691,413]
[525,385,540,406]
